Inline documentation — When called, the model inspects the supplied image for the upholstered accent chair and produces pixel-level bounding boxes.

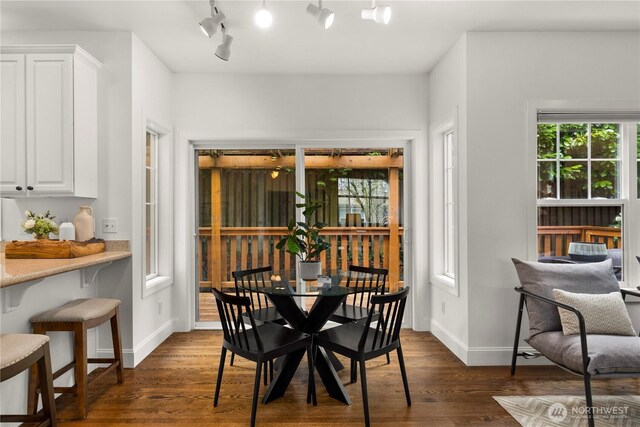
[511,259,640,427]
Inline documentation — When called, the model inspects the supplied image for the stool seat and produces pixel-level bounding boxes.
[1,334,57,427]
[31,298,121,322]
[0,334,50,369]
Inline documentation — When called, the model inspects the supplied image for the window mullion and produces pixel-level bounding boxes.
[587,123,592,199]
[556,125,561,199]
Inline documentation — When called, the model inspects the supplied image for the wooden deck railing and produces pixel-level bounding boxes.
[538,225,622,256]
[199,226,404,292]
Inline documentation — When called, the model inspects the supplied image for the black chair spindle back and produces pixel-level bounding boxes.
[360,287,409,353]
[213,288,263,354]
[344,265,388,308]
[233,266,274,313]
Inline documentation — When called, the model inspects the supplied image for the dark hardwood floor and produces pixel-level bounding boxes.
[53,330,640,426]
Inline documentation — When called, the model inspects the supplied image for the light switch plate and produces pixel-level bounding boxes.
[102,218,118,233]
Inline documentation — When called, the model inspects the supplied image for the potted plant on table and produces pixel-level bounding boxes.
[276,192,330,280]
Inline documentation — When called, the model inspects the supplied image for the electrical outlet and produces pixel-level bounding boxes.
[102,218,118,233]
[441,301,446,314]
[158,301,163,315]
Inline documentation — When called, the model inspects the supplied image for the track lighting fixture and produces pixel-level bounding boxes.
[215,29,233,61]
[306,1,334,30]
[199,0,226,38]
[255,0,273,28]
[361,0,391,25]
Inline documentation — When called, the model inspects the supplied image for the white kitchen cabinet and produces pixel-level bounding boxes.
[0,46,101,198]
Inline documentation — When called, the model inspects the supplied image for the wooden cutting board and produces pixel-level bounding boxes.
[5,239,106,259]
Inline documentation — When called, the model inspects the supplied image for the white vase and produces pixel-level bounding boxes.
[73,206,94,241]
[299,261,322,281]
[59,222,76,241]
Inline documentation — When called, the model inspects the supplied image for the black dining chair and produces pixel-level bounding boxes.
[231,266,287,382]
[233,266,286,325]
[329,265,389,382]
[315,287,411,427]
[212,289,316,427]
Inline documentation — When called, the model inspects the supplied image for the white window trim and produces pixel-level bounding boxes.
[142,117,173,298]
[429,111,459,296]
[526,100,640,288]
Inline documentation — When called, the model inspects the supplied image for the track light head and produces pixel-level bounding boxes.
[255,4,273,28]
[361,4,391,25]
[199,12,226,38]
[215,32,233,61]
[306,3,334,29]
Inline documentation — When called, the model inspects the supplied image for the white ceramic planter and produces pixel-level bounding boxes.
[299,261,322,281]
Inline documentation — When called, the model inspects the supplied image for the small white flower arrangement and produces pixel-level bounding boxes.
[22,210,59,239]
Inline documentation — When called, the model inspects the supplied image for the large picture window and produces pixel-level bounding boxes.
[536,114,639,283]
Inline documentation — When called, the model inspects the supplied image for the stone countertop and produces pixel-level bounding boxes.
[0,250,131,288]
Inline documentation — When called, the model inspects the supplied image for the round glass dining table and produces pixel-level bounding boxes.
[238,270,358,405]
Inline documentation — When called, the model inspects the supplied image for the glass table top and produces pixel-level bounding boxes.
[239,270,359,297]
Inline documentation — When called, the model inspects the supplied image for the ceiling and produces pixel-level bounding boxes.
[1,1,639,74]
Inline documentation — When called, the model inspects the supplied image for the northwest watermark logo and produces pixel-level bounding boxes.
[548,403,568,422]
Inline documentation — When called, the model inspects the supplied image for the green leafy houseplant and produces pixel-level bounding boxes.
[22,210,59,239]
[276,192,330,262]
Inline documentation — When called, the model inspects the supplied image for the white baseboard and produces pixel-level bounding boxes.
[429,318,468,364]
[429,318,551,367]
[97,318,176,368]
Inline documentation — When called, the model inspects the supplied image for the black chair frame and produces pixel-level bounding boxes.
[232,265,286,383]
[316,287,411,427]
[511,286,640,427]
[330,265,390,382]
[212,288,316,427]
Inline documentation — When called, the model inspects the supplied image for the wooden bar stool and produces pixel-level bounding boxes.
[1,334,57,427]
[28,298,124,419]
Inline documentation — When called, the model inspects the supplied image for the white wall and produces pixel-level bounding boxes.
[463,32,640,364]
[130,34,175,364]
[172,74,430,330]
[427,34,470,362]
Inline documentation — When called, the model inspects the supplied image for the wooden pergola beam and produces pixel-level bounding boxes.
[198,154,403,169]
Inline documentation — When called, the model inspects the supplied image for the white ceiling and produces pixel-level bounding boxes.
[2,1,639,74]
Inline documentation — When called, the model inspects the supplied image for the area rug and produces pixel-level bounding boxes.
[494,395,640,426]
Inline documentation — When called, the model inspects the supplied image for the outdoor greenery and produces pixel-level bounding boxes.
[537,123,620,199]
[276,192,331,262]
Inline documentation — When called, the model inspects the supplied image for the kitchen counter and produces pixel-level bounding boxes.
[0,250,131,288]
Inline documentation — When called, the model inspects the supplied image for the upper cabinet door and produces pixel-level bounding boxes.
[25,53,74,194]
[1,54,27,195]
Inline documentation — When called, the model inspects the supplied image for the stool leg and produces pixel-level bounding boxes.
[74,323,88,420]
[110,307,125,383]
[38,342,58,426]
[28,323,45,414]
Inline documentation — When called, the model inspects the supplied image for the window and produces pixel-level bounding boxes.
[537,123,621,200]
[430,119,457,293]
[443,131,455,278]
[536,114,639,283]
[145,130,158,280]
[337,173,389,226]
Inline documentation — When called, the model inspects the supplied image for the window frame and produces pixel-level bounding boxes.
[142,117,173,297]
[429,113,459,295]
[527,101,640,287]
[145,130,159,281]
[443,130,455,279]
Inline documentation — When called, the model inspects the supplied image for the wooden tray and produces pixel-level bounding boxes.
[5,239,106,259]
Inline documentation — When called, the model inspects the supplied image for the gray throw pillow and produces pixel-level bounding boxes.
[512,258,619,337]
[553,289,636,336]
